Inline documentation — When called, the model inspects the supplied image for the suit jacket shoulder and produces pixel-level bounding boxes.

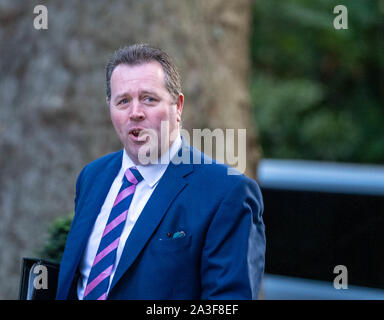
[188,145,262,200]
[78,150,123,182]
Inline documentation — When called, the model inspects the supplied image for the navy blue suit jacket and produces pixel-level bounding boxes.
[56,141,265,299]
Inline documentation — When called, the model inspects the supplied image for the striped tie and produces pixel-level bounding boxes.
[83,166,143,300]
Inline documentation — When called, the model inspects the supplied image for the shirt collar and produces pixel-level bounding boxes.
[122,133,182,188]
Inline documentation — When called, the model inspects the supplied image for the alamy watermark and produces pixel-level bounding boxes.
[333,265,348,289]
[33,5,48,30]
[333,5,348,30]
[34,4,348,31]
[136,121,246,175]
[33,265,48,290]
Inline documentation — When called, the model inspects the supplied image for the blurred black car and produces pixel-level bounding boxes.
[258,159,384,299]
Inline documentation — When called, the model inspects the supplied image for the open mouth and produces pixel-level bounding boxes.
[129,128,148,142]
[130,129,141,137]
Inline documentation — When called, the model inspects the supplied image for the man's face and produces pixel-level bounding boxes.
[108,61,183,164]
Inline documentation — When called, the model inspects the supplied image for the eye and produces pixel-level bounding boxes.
[144,96,155,102]
[118,98,129,105]
[142,95,159,105]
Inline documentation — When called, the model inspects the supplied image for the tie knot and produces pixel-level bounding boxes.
[124,166,143,185]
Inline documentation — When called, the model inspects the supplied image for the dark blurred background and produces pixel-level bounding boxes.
[251,0,383,164]
[0,0,383,299]
[251,0,384,299]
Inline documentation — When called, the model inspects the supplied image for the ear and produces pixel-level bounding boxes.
[175,93,184,122]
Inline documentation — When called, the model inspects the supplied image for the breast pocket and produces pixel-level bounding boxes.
[150,234,192,253]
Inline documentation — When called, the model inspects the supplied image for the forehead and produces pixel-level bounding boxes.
[110,61,166,94]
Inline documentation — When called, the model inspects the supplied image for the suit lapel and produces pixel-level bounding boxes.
[63,151,123,291]
[110,143,194,291]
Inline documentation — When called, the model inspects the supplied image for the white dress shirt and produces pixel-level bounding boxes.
[77,134,182,299]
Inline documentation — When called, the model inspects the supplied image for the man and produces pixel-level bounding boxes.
[56,44,265,300]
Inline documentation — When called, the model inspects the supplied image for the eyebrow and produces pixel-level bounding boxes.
[114,90,159,102]
[114,93,127,102]
[139,90,159,97]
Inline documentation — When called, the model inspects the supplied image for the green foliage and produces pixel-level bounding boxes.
[39,214,73,264]
[250,0,384,164]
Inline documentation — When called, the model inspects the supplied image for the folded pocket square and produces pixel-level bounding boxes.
[160,230,186,240]
[172,231,185,239]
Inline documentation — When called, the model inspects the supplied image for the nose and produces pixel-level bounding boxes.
[130,100,145,121]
